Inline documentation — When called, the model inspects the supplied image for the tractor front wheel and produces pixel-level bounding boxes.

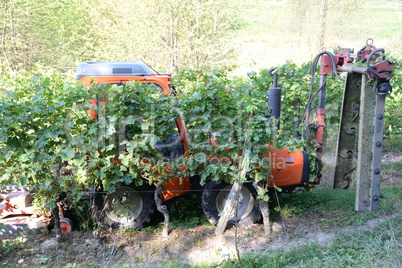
[202,181,261,227]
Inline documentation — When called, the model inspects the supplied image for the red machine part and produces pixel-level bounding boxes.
[60,218,73,234]
[0,190,50,236]
[320,48,352,75]
[0,190,73,235]
[0,190,35,218]
[321,41,396,80]
[263,146,309,187]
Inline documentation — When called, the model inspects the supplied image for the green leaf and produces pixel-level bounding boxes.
[43,178,53,187]
[61,148,75,161]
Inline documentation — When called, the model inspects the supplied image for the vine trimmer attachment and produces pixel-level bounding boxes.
[296,39,395,211]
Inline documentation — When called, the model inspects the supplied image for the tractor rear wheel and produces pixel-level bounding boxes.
[202,181,261,227]
[93,184,155,229]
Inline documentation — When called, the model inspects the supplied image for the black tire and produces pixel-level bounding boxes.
[93,183,155,229]
[202,181,261,227]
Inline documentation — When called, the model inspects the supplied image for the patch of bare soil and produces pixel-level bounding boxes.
[1,154,401,267]
[2,209,401,268]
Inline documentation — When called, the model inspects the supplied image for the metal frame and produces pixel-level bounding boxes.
[330,41,394,211]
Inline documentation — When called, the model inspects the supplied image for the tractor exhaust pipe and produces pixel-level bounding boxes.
[268,68,281,129]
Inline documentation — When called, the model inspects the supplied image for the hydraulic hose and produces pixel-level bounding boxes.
[303,51,344,143]
[366,48,391,96]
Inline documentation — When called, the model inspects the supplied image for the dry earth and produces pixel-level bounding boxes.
[1,154,401,267]
[2,209,401,268]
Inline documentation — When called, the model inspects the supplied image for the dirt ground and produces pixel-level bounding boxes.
[2,210,401,268]
[1,154,401,267]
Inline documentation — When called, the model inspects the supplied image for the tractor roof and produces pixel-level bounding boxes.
[75,61,153,80]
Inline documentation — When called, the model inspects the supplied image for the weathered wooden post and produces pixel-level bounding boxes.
[215,181,243,235]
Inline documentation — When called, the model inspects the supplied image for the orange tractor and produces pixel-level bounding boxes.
[76,61,310,228]
[76,40,395,229]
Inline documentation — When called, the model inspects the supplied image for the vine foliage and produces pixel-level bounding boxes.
[7,59,396,231]
[0,67,92,210]
[174,65,321,198]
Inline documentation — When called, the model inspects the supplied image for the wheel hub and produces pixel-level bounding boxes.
[104,186,143,223]
[216,185,254,221]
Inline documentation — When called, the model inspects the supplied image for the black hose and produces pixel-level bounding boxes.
[366,48,389,96]
[306,52,337,116]
[303,51,343,143]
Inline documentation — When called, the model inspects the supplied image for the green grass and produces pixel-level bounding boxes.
[148,193,210,229]
[273,186,402,232]
[157,186,401,268]
[212,186,402,268]
[383,160,402,173]
[69,200,95,232]
[384,136,402,153]
[218,215,401,267]
[118,193,210,234]
[0,235,25,259]
[168,194,209,228]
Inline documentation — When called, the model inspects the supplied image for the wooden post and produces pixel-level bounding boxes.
[51,206,62,240]
[215,154,251,235]
[355,75,383,211]
[215,181,243,235]
[293,99,300,138]
[253,182,270,235]
[154,185,169,237]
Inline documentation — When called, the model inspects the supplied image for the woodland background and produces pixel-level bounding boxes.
[1,0,401,75]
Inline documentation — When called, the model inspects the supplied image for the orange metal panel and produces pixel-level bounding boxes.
[262,146,306,187]
[161,175,191,201]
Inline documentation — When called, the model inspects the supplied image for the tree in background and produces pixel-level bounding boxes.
[1,0,30,70]
[139,0,239,73]
[0,0,100,71]
[279,0,361,57]
[2,0,401,73]
[0,0,239,73]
